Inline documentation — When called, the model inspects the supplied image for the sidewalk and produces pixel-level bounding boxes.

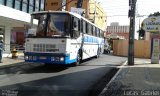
[0,54,25,69]
[99,58,160,96]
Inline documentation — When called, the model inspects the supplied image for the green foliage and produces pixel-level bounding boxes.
[138,28,145,39]
[149,11,160,17]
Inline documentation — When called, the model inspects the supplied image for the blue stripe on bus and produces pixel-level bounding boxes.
[83,36,104,51]
[65,55,77,64]
[83,36,101,44]
[24,52,77,64]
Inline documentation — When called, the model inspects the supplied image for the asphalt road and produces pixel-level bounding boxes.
[0,54,127,96]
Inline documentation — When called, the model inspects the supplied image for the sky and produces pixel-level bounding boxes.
[98,0,160,26]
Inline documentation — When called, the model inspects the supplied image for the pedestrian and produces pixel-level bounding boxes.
[0,40,3,63]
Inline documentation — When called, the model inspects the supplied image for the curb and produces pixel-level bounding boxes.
[98,60,128,96]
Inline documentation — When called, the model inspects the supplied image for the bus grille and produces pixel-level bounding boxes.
[33,44,56,52]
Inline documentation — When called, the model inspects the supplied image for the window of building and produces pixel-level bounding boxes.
[29,5,33,13]
[35,0,39,7]
[7,0,14,8]
[40,0,44,11]
[22,3,27,12]
[0,0,5,5]
[29,0,34,5]
[35,0,39,11]
[29,0,34,13]
[15,0,21,10]
[23,0,27,3]
[35,7,39,12]
[22,0,28,12]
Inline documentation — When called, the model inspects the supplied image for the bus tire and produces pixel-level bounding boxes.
[75,52,81,66]
[96,48,100,58]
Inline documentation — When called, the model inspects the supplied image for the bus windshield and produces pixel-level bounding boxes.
[30,13,70,37]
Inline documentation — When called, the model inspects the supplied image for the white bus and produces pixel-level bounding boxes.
[24,11,104,65]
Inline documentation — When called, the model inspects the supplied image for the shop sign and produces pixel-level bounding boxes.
[142,16,160,32]
[151,38,160,64]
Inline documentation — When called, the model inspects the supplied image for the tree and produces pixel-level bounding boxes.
[138,28,145,40]
[149,11,160,17]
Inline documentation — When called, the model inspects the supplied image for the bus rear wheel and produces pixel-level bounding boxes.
[96,48,100,58]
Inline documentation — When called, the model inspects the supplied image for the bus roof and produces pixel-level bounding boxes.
[31,11,104,31]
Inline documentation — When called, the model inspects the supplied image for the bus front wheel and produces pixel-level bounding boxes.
[75,53,81,66]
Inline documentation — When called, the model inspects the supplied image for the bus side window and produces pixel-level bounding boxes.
[93,26,95,36]
[88,24,92,35]
[78,20,80,32]
[91,25,93,35]
[95,27,97,36]
[86,22,88,34]
[81,20,83,33]
[97,29,100,37]
[82,20,86,33]
[72,17,80,38]
[100,30,104,38]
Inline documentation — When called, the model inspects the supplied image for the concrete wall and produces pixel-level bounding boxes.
[113,40,151,58]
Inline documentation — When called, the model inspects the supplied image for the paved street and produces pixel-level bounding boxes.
[99,59,160,96]
[0,54,126,96]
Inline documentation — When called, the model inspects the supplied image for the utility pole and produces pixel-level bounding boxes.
[128,0,137,65]
[93,0,97,23]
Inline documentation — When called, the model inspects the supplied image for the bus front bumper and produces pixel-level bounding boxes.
[24,52,77,64]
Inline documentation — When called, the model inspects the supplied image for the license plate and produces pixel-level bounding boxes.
[39,56,47,60]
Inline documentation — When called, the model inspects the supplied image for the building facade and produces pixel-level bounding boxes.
[88,0,107,30]
[106,22,129,39]
[45,0,64,11]
[0,0,45,57]
[46,0,107,30]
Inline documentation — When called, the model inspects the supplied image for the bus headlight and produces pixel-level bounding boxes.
[25,56,29,60]
[51,57,55,61]
[60,57,64,61]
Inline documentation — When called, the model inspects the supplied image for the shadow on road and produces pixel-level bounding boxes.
[21,65,69,74]
[0,63,69,75]
[0,66,118,96]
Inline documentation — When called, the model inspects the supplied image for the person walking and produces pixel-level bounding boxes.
[0,40,3,63]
